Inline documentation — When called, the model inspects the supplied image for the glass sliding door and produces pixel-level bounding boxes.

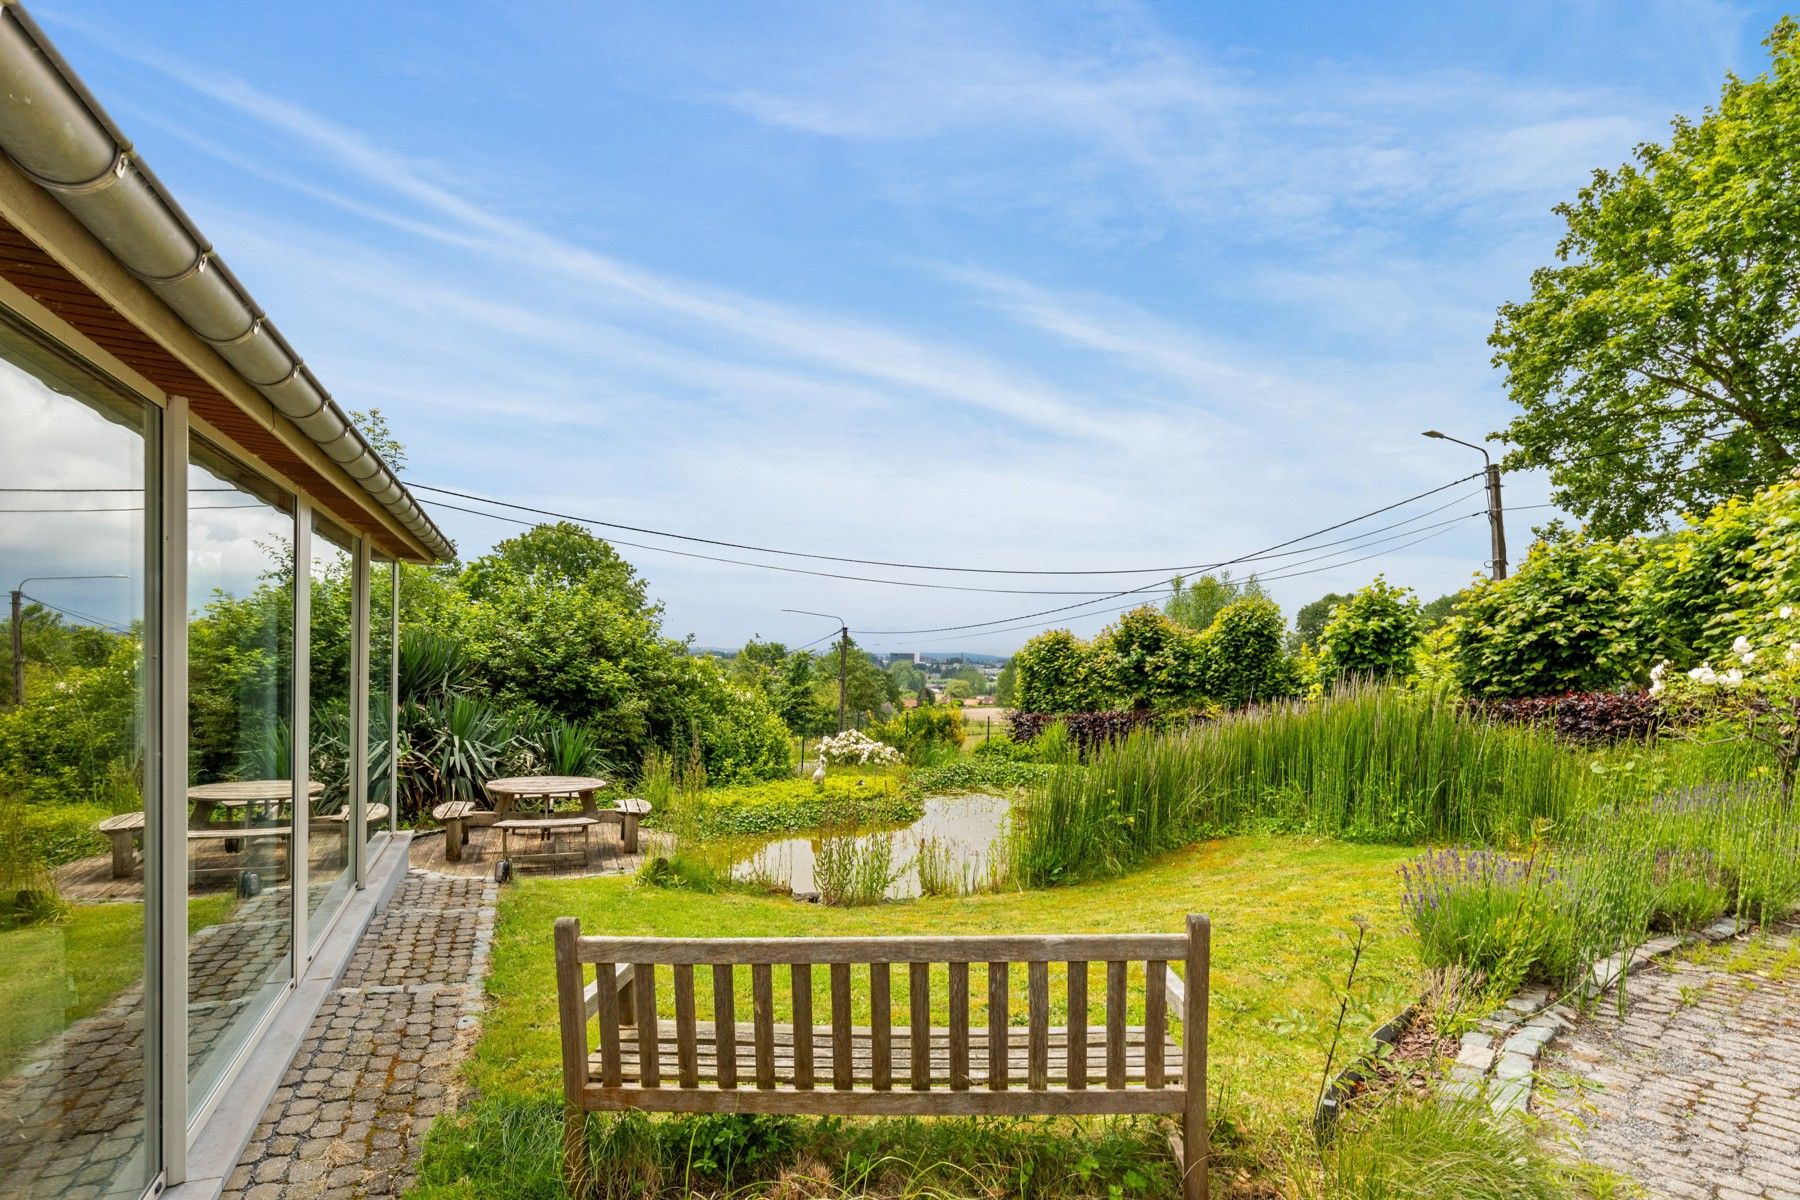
[0,318,158,1199]
[184,439,294,1120]
[367,556,396,855]
[304,517,355,945]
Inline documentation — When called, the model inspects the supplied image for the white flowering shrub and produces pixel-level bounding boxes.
[815,729,902,766]
[1654,606,1800,804]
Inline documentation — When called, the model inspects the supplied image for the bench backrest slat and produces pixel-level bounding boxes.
[574,933,1186,965]
[1066,960,1088,1090]
[555,914,1213,1200]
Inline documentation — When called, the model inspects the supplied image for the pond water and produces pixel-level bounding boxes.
[730,792,1012,900]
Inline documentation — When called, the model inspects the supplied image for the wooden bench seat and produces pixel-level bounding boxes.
[610,1020,1185,1094]
[97,811,146,879]
[498,816,595,871]
[433,800,478,861]
[555,919,1212,1199]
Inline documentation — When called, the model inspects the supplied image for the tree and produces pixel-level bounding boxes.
[995,659,1018,707]
[1012,629,1105,713]
[1293,593,1349,650]
[1092,606,1205,711]
[815,635,900,726]
[461,521,645,606]
[1195,596,1296,708]
[1318,577,1425,682]
[1165,571,1267,633]
[1490,19,1800,536]
[1420,592,1463,631]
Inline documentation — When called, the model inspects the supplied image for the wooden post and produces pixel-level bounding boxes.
[1182,915,1210,1200]
[553,918,592,1200]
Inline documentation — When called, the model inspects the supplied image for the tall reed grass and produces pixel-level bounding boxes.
[1010,683,1785,890]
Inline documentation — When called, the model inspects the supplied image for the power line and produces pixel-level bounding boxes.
[421,499,1129,596]
[407,472,1481,578]
[880,518,1479,647]
[18,594,133,634]
[851,480,1488,637]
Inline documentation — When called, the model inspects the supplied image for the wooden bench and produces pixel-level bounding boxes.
[315,802,392,827]
[600,797,651,854]
[97,811,146,879]
[498,816,596,872]
[433,800,478,861]
[186,826,291,882]
[554,916,1211,1200]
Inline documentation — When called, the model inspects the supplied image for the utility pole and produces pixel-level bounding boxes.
[784,608,850,732]
[8,589,20,707]
[8,574,128,705]
[1422,431,1508,581]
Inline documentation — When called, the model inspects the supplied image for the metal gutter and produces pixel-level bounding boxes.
[0,2,454,562]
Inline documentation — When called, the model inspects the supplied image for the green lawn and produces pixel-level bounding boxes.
[0,894,234,1076]
[473,834,1421,1128]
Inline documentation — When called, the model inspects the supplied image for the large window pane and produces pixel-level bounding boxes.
[367,556,395,854]
[305,517,354,942]
[185,440,294,1119]
[0,320,156,1199]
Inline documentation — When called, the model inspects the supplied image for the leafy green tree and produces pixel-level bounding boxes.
[1446,534,1647,698]
[1420,592,1463,631]
[1012,629,1105,713]
[1196,596,1298,707]
[1092,606,1205,711]
[1293,592,1349,650]
[461,522,645,607]
[814,636,900,727]
[1165,571,1268,632]
[942,678,974,700]
[887,660,926,696]
[1318,577,1425,682]
[1490,19,1800,536]
[995,659,1018,707]
[949,664,987,692]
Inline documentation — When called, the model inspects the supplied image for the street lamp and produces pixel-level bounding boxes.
[1422,431,1507,580]
[9,573,129,703]
[784,608,849,732]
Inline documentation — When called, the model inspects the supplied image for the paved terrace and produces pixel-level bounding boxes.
[1541,918,1800,1200]
[220,874,494,1200]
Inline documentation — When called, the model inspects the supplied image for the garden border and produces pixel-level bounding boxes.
[1315,914,1750,1131]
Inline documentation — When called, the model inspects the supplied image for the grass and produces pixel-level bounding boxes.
[0,894,234,1075]
[1281,1092,1604,1200]
[420,834,1420,1197]
[812,832,898,905]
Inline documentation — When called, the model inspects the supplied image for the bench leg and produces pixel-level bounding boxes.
[445,818,463,863]
[563,1104,591,1200]
[107,832,136,879]
[621,814,639,855]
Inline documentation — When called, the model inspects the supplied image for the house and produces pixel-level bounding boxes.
[0,8,452,1199]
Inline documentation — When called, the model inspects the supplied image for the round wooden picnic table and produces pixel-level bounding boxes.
[483,775,611,819]
[187,779,324,824]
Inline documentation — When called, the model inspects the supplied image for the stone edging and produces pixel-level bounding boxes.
[1445,915,1747,1116]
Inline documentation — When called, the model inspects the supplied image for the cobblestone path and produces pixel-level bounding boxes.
[1540,920,1800,1200]
[221,873,495,1200]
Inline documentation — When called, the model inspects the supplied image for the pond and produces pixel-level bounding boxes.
[730,792,1012,900]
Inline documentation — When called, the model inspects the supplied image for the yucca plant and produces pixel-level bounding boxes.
[396,628,473,704]
[421,695,513,806]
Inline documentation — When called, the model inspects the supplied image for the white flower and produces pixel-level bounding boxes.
[1688,663,1718,685]
[1650,660,1669,682]
[1733,635,1754,656]
[1721,669,1745,687]
[1649,679,1665,697]
[1788,643,1800,664]
[1782,606,1794,620]
[1742,650,1757,664]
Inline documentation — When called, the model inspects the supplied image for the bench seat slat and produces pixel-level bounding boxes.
[582,1084,1186,1116]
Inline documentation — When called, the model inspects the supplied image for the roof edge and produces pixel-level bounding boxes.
[0,2,455,562]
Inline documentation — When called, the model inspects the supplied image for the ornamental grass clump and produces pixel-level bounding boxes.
[1399,847,1583,994]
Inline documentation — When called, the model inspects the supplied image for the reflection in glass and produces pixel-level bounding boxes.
[367,557,395,855]
[185,439,294,1119]
[306,518,355,942]
[0,325,155,1199]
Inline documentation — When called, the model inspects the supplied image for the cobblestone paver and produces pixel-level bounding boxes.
[1540,920,1800,1200]
[220,873,496,1200]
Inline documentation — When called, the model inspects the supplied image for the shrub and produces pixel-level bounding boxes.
[670,775,919,837]
[1198,596,1300,706]
[906,757,1054,794]
[1318,576,1424,682]
[1447,531,1647,698]
[1399,847,1585,994]
[1090,606,1206,711]
[866,704,964,764]
[1009,709,1164,751]
[1473,690,1662,744]
[1011,628,1107,713]
[815,729,901,766]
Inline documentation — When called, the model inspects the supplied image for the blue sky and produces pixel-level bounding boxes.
[32,1,1792,653]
